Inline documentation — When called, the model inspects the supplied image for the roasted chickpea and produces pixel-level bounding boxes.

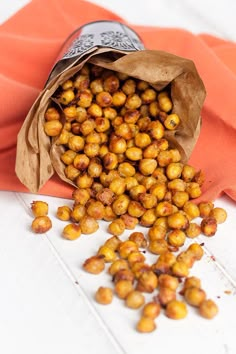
[209,207,227,224]
[172,191,189,208]
[56,129,71,145]
[186,182,202,199]
[156,201,175,217]
[164,113,180,130]
[103,152,118,170]
[108,218,126,236]
[158,287,176,307]
[56,205,72,221]
[125,290,145,309]
[136,271,158,293]
[45,107,60,121]
[63,105,78,121]
[61,149,77,165]
[83,255,105,274]
[158,91,172,112]
[112,91,127,107]
[72,188,90,205]
[76,173,93,189]
[137,116,151,131]
[90,78,103,94]
[124,109,140,124]
[182,165,196,182]
[121,214,139,229]
[158,274,179,291]
[129,185,146,201]
[87,201,105,220]
[60,88,75,105]
[44,120,63,136]
[80,119,95,136]
[128,201,146,218]
[166,163,183,180]
[95,287,113,305]
[74,74,89,90]
[62,223,81,240]
[198,201,214,218]
[167,212,189,230]
[171,261,189,278]
[187,243,204,261]
[165,300,187,319]
[183,201,200,220]
[109,178,126,196]
[68,135,85,152]
[184,287,206,307]
[176,251,195,268]
[31,216,52,233]
[112,195,130,215]
[97,245,117,263]
[113,269,135,284]
[103,74,119,93]
[118,240,138,259]
[70,204,86,222]
[125,147,143,161]
[150,183,166,201]
[142,302,161,319]
[114,280,133,299]
[103,107,117,120]
[122,79,136,95]
[139,159,157,176]
[167,229,186,247]
[148,239,169,255]
[108,259,129,276]
[73,154,89,171]
[140,209,157,227]
[134,132,152,148]
[168,179,186,192]
[201,217,217,236]
[103,206,117,221]
[199,299,218,319]
[136,317,156,333]
[109,136,127,154]
[148,225,166,241]
[96,91,112,107]
[80,215,99,234]
[129,232,147,248]
[87,103,103,117]
[148,121,165,140]
[31,201,48,217]
[186,223,201,238]
[77,89,93,108]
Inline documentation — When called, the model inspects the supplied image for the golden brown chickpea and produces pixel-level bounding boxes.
[186,223,201,238]
[182,165,196,182]
[158,91,172,112]
[167,212,189,230]
[97,245,117,263]
[125,290,145,309]
[156,201,175,217]
[167,229,186,247]
[77,89,93,108]
[128,201,146,218]
[150,183,167,201]
[60,88,75,105]
[111,116,124,128]
[56,205,72,221]
[139,159,158,176]
[109,136,126,154]
[129,232,147,248]
[100,170,120,187]
[72,188,90,205]
[44,120,63,137]
[87,201,105,220]
[121,214,139,229]
[62,223,81,240]
[56,129,71,145]
[186,182,202,199]
[122,79,136,95]
[80,215,99,234]
[136,271,158,293]
[103,107,117,120]
[95,117,110,133]
[157,139,169,151]
[83,255,105,274]
[103,152,118,170]
[176,251,195,268]
[187,243,204,261]
[158,287,177,307]
[168,179,186,192]
[141,88,156,103]
[73,154,90,171]
[134,133,151,149]
[103,206,117,222]
[45,107,60,121]
[95,91,112,108]
[109,178,126,196]
[115,280,134,299]
[112,90,127,107]
[137,116,151,131]
[118,240,139,259]
[102,236,120,253]
[131,262,150,279]
[112,195,130,216]
[201,217,217,236]
[148,225,166,241]
[70,204,86,222]
[127,251,146,265]
[108,218,126,236]
[80,119,95,136]
[181,276,201,293]
[184,287,206,307]
[74,74,89,90]
[143,143,159,159]
[148,239,169,255]
[139,193,157,209]
[76,173,93,189]
[165,300,187,319]
[164,113,180,130]
[96,188,114,206]
[183,201,200,220]
[124,109,140,124]
[136,317,156,333]
[95,287,113,305]
[125,147,143,161]
[75,106,87,123]
[171,261,189,278]
[99,144,109,159]
[140,209,157,227]
[140,176,157,191]
[63,105,78,121]
[61,149,77,165]
[157,150,172,167]
[84,143,100,158]
[166,163,183,180]
[90,78,104,94]
[209,207,227,224]
[158,274,179,291]
[87,158,102,178]
[68,135,85,152]
[142,302,161,319]
[31,216,52,234]
[62,79,73,90]
[199,299,218,319]
[198,201,214,218]
[125,93,142,110]
[108,259,129,276]
[154,216,169,230]
[113,269,135,284]
[129,185,146,201]
[172,191,189,208]
[103,74,120,93]
[31,201,48,217]
[193,169,205,186]
[148,121,165,140]
[87,103,103,117]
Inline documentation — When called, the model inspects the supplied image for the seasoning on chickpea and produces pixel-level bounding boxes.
[62,223,81,240]
[31,216,52,234]
[31,201,48,217]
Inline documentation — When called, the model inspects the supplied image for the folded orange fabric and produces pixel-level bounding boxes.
[0,0,236,202]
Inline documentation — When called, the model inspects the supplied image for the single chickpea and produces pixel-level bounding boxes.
[128,201,146,218]
[103,74,120,93]
[74,74,89,90]
[148,225,166,242]
[158,274,179,291]
[171,261,189,278]
[125,94,142,110]
[140,209,157,227]
[193,170,205,186]
[149,101,160,118]
[167,229,186,247]
[139,159,158,176]
[95,117,110,133]
[112,91,127,107]
[168,179,186,192]
[198,201,214,218]
[83,255,105,274]
[63,105,78,121]
[184,287,206,307]
[181,276,201,293]
[131,262,151,279]
[61,79,73,90]
[103,107,117,120]
[103,206,117,222]
[140,176,157,191]
[201,217,217,236]
[80,119,95,136]
[80,215,99,234]
[136,271,158,293]
[45,107,60,121]
[148,121,165,140]
[95,287,113,305]
[97,245,117,263]
[183,201,200,220]
[108,218,126,236]
[154,216,169,230]
[112,195,130,215]
[187,243,204,261]
[156,201,175,217]
[125,290,145,309]
[73,154,90,171]
[76,106,87,123]
[166,163,183,180]
[113,269,135,284]
[137,116,151,131]
[118,240,138,259]
[186,182,202,199]
[44,120,63,136]
[103,235,121,252]
[121,214,139,229]
[87,103,103,117]
[68,135,85,152]
[109,136,127,154]
[129,232,147,248]
[103,152,118,170]
[77,89,93,108]
[31,201,48,217]
[165,300,188,319]
[199,299,218,319]
[109,178,126,196]
[209,207,227,224]
[148,239,169,255]
[76,173,93,189]
[122,79,136,95]
[87,158,103,178]
[176,251,195,268]
[60,89,75,105]
[141,88,157,103]
[157,151,172,167]
[186,223,201,238]
[108,259,129,276]
[87,201,105,220]
[167,212,189,230]
[142,302,161,319]
[158,91,173,112]
[61,150,77,165]
[125,147,143,161]
[129,185,146,201]
[150,183,167,201]
[31,216,52,233]
[164,113,180,130]
[70,204,86,222]
[114,280,133,299]
[182,165,196,182]
[158,287,176,307]
[172,191,189,208]
[124,109,140,124]
[64,165,80,181]
[90,78,104,94]
[134,132,151,148]
[56,205,72,221]
[62,223,81,240]
[127,251,146,265]
[136,317,156,333]
[72,188,90,205]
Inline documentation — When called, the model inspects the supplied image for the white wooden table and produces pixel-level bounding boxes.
[1,1,236,354]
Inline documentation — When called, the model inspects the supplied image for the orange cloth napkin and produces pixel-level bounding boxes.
[0,0,236,202]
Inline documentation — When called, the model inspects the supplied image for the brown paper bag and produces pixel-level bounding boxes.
[15,21,206,193]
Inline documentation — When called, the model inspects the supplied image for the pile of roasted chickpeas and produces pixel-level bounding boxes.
[30,63,228,332]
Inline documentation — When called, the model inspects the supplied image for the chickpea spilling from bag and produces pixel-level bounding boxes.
[30,63,227,332]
